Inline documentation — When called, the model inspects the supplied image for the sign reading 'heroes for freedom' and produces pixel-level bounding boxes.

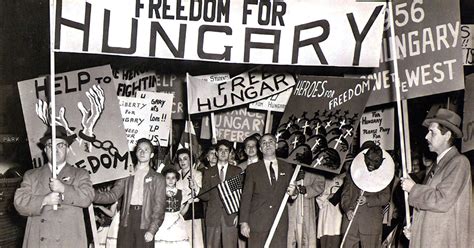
[54,0,386,67]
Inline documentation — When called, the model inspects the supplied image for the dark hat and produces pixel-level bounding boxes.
[39,126,76,146]
[422,108,462,138]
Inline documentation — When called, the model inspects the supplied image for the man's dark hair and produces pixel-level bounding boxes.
[259,133,276,146]
[216,139,232,151]
[243,135,259,147]
[437,123,456,146]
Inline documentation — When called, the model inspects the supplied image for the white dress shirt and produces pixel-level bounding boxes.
[48,162,66,176]
[264,159,278,183]
[436,146,453,164]
[217,162,228,181]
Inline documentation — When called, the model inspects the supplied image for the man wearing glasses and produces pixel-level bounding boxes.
[240,133,298,247]
[14,126,95,248]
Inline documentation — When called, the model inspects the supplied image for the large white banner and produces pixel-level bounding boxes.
[55,0,386,67]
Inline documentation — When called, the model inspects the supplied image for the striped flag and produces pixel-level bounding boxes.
[217,173,244,215]
[178,120,202,159]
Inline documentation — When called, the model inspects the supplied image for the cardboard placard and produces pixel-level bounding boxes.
[136,91,174,147]
[18,65,131,184]
[360,108,395,150]
[277,76,373,174]
[357,0,465,106]
[201,107,265,143]
[187,67,296,114]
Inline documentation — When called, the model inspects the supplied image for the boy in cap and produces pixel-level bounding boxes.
[14,126,94,248]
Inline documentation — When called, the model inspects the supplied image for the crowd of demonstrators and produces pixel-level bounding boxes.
[13,107,473,248]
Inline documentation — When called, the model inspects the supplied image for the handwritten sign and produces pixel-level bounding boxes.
[118,97,150,150]
[461,24,474,66]
[18,65,130,184]
[187,67,296,114]
[249,87,293,112]
[462,73,474,153]
[114,68,187,119]
[360,108,394,150]
[201,107,265,143]
[136,91,174,147]
[359,0,464,106]
[277,76,374,174]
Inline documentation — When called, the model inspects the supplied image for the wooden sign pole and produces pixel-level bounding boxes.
[388,1,411,228]
[340,191,365,248]
[264,164,301,248]
[210,112,217,144]
[265,110,272,133]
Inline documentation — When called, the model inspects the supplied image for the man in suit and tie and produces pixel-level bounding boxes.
[239,133,298,247]
[199,139,242,247]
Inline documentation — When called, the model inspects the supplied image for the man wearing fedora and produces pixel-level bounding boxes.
[401,108,473,248]
[14,126,95,248]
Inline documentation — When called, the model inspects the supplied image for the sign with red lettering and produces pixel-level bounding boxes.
[18,65,131,184]
[54,0,386,67]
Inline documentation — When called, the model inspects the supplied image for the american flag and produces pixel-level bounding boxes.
[217,173,244,215]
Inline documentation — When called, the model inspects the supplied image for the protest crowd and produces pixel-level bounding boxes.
[1,0,474,248]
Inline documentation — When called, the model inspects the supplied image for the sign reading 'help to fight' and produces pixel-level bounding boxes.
[54,0,386,67]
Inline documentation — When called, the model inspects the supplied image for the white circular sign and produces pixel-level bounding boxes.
[350,148,395,192]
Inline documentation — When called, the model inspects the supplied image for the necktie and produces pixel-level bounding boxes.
[219,166,225,182]
[423,161,438,184]
[269,162,276,185]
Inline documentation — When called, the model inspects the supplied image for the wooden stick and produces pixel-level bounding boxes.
[88,205,99,248]
[265,110,272,133]
[187,118,195,248]
[388,1,411,228]
[49,0,58,211]
[210,112,217,144]
[264,164,301,248]
[340,191,365,248]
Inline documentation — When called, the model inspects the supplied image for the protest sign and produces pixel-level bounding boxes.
[461,24,474,66]
[136,91,174,147]
[277,76,374,174]
[18,65,131,184]
[356,0,464,106]
[54,0,386,67]
[462,74,474,153]
[118,97,151,150]
[249,87,293,112]
[201,107,265,143]
[187,67,296,114]
[360,107,395,150]
[113,68,187,119]
[195,73,230,83]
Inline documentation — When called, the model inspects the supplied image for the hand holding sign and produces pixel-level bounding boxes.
[78,85,105,136]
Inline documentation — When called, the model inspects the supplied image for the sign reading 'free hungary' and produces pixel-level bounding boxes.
[54,0,386,67]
